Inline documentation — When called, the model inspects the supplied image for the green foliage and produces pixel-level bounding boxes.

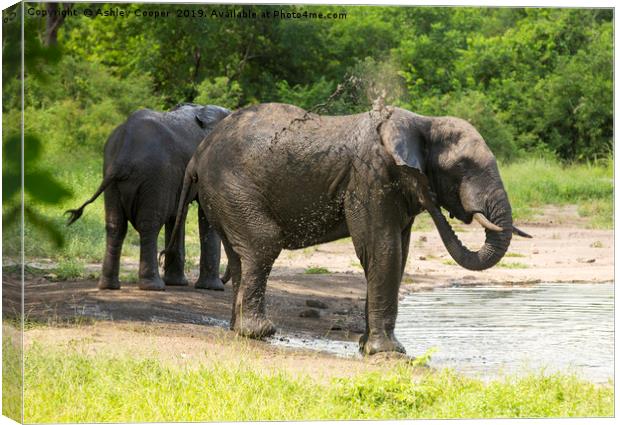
[20,6,613,162]
[194,76,243,109]
[276,78,337,111]
[23,344,613,422]
[422,90,519,160]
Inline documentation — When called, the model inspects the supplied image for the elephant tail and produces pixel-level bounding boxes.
[64,172,116,225]
[159,159,198,266]
[221,264,231,284]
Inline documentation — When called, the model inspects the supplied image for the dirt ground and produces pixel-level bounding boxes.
[4,205,614,376]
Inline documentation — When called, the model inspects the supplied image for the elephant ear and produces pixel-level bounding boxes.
[379,111,427,173]
[195,105,231,130]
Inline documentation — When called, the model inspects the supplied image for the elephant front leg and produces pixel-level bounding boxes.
[360,223,413,354]
[163,218,189,287]
[138,223,165,291]
[361,241,405,355]
[347,197,405,355]
[195,207,224,290]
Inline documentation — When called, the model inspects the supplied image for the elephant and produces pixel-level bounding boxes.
[164,102,531,355]
[66,103,230,291]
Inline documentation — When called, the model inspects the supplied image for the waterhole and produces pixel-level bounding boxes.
[270,282,614,383]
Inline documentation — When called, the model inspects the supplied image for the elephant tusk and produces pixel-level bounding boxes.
[512,225,532,238]
[473,212,504,232]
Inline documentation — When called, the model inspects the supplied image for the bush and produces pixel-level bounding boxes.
[194,76,243,110]
[275,77,337,111]
[413,90,519,161]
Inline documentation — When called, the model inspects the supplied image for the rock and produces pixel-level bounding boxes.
[533,249,539,254]
[334,309,349,315]
[330,323,343,331]
[419,236,427,242]
[299,308,320,318]
[418,255,427,261]
[577,258,596,264]
[306,299,328,309]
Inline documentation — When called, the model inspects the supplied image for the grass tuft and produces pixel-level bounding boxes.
[496,261,529,269]
[304,266,331,275]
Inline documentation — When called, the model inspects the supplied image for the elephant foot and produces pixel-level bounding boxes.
[138,276,166,291]
[234,315,276,339]
[360,332,406,356]
[98,277,120,290]
[195,276,225,291]
[164,274,189,287]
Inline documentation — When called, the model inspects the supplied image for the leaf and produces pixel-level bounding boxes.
[2,205,20,228]
[25,170,72,204]
[2,134,21,166]
[2,171,20,203]
[23,134,43,162]
[24,206,65,247]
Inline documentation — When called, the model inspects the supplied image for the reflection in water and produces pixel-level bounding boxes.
[396,283,614,383]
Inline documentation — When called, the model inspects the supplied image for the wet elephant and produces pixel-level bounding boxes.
[165,102,530,354]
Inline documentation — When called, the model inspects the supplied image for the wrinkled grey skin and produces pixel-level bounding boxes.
[166,102,529,354]
[66,104,230,291]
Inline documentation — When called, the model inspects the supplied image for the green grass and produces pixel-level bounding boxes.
[505,252,526,258]
[52,257,88,280]
[2,325,23,422]
[500,158,613,228]
[304,266,331,275]
[443,259,528,269]
[22,343,613,422]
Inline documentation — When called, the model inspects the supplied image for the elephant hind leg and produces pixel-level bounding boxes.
[99,187,127,290]
[195,206,224,290]
[163,216,189,287]
[234,249,279,339]
[207,189,283,337]
[137,219,166,291]
[225,219,281,338]
[221,238,241,328]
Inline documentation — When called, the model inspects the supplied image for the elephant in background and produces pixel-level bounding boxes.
[165,102,530,354]
[67,104,230,291]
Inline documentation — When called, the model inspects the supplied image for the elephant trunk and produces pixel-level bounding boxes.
[427,190,513,271]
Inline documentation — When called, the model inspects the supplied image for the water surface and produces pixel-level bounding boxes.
[396,282,614,382]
